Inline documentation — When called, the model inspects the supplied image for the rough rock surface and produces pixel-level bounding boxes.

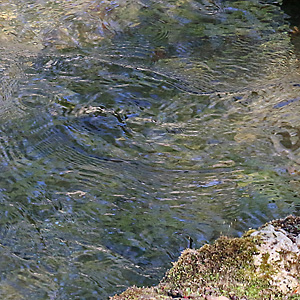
[111,215,300,299]
[251,220,300,294]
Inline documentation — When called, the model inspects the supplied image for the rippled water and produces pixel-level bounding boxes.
[0,0,300,298]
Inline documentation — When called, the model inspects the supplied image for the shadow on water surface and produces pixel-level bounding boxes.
[0,0,300,299]
[281,0,300,26]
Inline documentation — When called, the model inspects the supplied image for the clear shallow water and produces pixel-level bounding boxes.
[0,0,300,298]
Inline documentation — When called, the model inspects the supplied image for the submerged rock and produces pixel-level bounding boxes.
[111,216,300,299]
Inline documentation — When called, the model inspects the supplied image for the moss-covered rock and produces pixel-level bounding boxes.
[111,216,300,300]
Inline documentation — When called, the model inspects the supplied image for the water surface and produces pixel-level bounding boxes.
[0,0,300,298]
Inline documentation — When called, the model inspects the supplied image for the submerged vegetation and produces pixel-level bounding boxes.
[111,216,300,299]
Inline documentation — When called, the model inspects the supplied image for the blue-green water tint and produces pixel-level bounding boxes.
[0,0,300,298]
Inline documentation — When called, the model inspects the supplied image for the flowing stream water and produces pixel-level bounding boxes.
[0,0,300,298]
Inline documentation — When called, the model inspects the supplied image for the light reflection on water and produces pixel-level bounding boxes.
[0,0,299,298]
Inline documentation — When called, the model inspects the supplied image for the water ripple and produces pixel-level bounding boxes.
[0,0,298,299]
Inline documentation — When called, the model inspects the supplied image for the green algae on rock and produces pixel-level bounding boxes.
[111,216,300,300]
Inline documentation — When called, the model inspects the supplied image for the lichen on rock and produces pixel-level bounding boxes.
[111,215,300,299]
[250,216,300,295]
